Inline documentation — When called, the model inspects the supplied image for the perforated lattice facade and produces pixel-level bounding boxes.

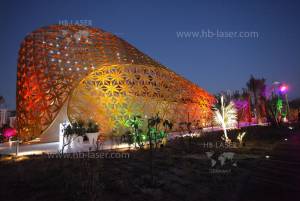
[17,25,214,140]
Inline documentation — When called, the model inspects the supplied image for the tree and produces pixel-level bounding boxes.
[242,88,252,125]
[163,119,173,133]
[289,98,300,122]
[148,113,161,148]
[146,118,155,186]
[61,124,74,154]
[232,90,250,127]
[213,96,237,142]
[0,96,5,108]
[86,120,99,133]
[247,75,266,123]
[232,90,241,100]
[289,98,300,109]
[266,95,282,126]
[125,115,143,148]
[234,99,248,128]
[144,115,167,186]
[60,120,88,154]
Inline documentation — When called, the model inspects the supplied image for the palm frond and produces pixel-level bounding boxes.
[213,96,237,140]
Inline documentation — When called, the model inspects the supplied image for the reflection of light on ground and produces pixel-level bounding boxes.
[0,155,29,162]
[111,143,132,149]
[17,150,45,156]
[0,156,14,161]
[14,156,29,161]
[27,138,41,144]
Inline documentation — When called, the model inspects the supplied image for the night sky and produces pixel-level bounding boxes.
[0,0,299,109]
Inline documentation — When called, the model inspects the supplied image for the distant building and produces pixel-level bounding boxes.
[0,109,8,127]
[9,116,16,128]
[0,109,16,128]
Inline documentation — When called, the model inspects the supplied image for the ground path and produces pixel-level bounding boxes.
[239,131,300,201]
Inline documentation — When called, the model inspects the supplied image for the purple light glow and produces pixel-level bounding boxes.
[233,99,248,110]
[3,128,16,138]
[280,85,288,93]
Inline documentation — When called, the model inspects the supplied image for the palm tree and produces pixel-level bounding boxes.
[163,119,173,133]
[125,115,143,148]
[148,113,161,148]
[233,90,241,100]
[213,96,237,142]
[265,96,281,126]
[234,99,248,128]
[232,89,250,127]
[247,75,266,123]
[146,118,155,186]
[241,88,252,125]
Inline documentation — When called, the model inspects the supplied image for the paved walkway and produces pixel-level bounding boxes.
[0,140,134,155]
[240,132,300,201]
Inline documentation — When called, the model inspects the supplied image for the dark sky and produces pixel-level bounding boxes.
[0,0,299,109]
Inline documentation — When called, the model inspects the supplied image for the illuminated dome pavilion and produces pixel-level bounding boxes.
[17,25,214,142]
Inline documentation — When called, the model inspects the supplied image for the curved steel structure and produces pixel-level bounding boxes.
[17,25,214,141]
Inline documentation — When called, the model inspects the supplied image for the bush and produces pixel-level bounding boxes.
[86,120,99,133]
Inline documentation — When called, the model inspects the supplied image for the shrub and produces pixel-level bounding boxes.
[86,120,99,133]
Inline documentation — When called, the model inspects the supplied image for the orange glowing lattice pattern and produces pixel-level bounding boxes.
[17,25,214,140]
